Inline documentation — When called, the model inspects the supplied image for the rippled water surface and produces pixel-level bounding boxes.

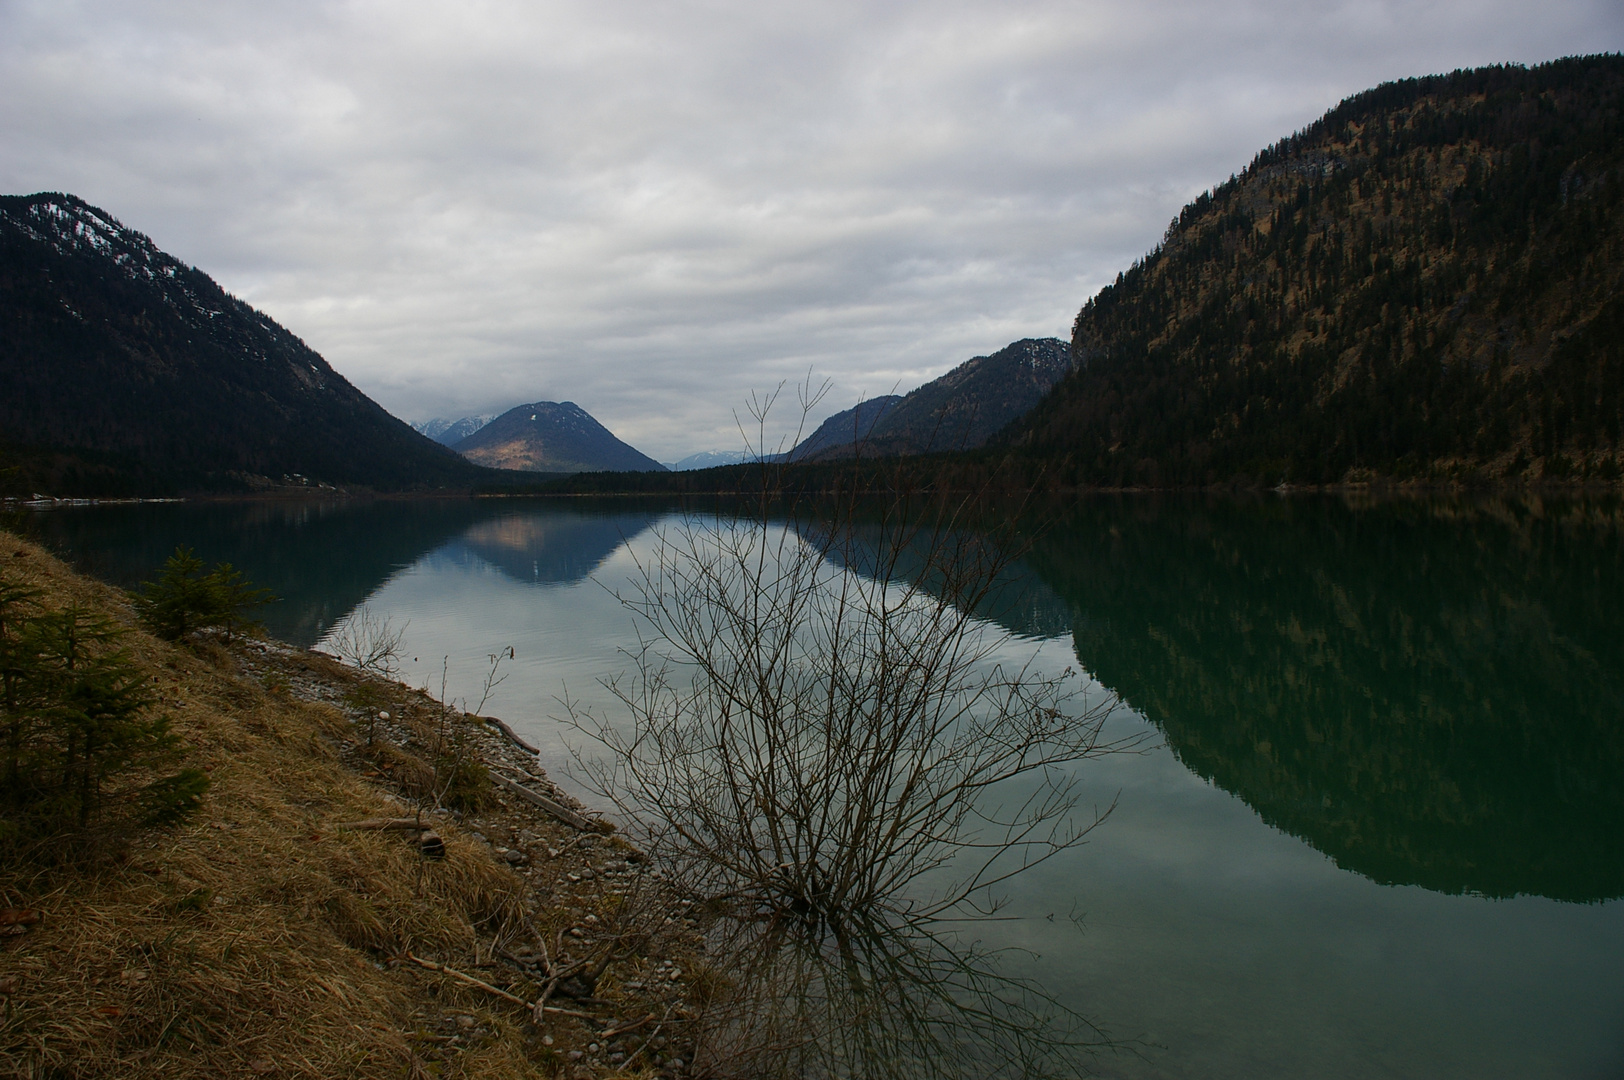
[29,494,1624,1079]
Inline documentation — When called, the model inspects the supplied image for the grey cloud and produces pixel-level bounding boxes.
[2,0,1619,457]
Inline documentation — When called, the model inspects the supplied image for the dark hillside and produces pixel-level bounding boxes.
[0,193,489,495]
[1008,56,1624,487]
[787,396,903,459]
[792,339,1073,460]
[858,338,1072,455]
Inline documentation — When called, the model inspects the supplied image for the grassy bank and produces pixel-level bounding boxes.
[0,531,700,1080]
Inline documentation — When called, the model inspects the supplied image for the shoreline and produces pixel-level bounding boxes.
[0,531,703,1080]
[10,478,1624,514]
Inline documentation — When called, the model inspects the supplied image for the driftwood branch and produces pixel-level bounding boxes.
[471,713,541,755]
[489,771,594,831]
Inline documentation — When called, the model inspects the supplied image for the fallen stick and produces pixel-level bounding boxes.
[600,1012,657,1039]
[336,818,428,832]
[404,954,595,1019]
[489,772,594,831]
[618,1008,674,1071]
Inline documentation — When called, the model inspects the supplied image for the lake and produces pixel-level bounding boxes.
[23,493,1624,1079]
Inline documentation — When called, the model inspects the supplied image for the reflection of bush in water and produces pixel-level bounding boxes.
[691,910,1106,1079]
[568,482,1132,1078]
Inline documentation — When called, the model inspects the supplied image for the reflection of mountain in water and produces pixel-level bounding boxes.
[32,499,495,646]
[31,498,666,647]
[1024,496,1624,902]
[790,516,1074,642]
[441,510,656,586]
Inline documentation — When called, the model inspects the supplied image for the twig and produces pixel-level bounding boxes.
[403,953,596,1018]
[405,953,529,1006]
[601,1012,657,1039]
[336,818,428,831]
[619,1007,674,1070]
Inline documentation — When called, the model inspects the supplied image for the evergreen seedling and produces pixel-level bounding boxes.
[1,574,209,861]
[134,546,275,642]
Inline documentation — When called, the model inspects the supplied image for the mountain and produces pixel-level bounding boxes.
[786,396,903,460]
[666,449,751,471]
[868,338,1072,454]
[1005,56,1624,487]
[788,339,1072,460]
[451,401,667,473]
[414,415,495,446]
[0,192,488,495]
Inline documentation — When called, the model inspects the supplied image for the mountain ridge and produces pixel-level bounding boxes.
[414,415,495,447]
[789,339,1072,460]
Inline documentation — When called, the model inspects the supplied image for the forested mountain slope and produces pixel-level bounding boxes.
[792,338,1073,460]
[1007,56,1624,487]
[0,193,487,495]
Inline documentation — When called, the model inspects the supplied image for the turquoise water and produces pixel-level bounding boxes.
[26,495,1624,1078]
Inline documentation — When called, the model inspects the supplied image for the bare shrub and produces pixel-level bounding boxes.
[565,383,1136,1078]
[327,604,408,676]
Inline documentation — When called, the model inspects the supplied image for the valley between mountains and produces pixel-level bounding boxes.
[4,56,1622,498]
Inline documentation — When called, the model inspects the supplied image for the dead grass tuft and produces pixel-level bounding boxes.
[365,739,438,800]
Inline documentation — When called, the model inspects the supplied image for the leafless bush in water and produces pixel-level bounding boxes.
[328,604,408,677]
[565,382,1136,1078]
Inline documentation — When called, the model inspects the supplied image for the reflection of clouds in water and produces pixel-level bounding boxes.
[326,527,660,799]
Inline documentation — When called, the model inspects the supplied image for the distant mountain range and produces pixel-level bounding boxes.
[450,401,667,473]
[666,449,751,471]
[11,57,1618,499]
[553,56,1624,496]
[1005,56,1624,487]
[413,415,495,446]
[0,193,491,495]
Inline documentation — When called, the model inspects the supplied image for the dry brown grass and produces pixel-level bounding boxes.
[0,533,557,1079]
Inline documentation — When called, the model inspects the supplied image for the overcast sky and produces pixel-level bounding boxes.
[2,1,1619,458]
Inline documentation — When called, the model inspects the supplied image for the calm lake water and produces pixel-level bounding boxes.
[25,494,1624,1079]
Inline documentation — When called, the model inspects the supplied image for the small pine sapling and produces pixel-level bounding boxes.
[0,586,209,861]
[133,546,276,642]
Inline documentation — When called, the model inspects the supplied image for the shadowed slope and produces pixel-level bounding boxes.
[0,193,488,494]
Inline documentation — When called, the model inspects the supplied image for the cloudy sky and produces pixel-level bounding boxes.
[2,1,1619,458]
